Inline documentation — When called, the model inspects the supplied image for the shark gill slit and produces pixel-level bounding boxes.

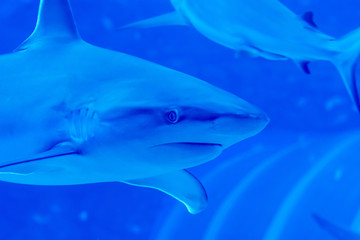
[69,107,97,144]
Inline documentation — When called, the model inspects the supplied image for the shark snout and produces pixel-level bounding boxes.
[238,104,270,124]
[212,101,269,147]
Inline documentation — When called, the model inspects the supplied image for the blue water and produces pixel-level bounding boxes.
[1,0,360,239]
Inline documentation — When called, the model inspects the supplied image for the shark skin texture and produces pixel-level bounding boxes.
[0,0,269,214]
[123,0,360,112]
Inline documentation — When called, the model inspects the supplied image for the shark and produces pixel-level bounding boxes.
[123,0,360,112]
[0,0,269,214]
[313,214,360,240]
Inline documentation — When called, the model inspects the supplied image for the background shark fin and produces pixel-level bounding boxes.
[312,213,360,240]
[331,27,360,112]
[15,0,79,51]
[124,170,208,214]
[301,11,318,29]
[294,60,311,74]
[120,12,188,30]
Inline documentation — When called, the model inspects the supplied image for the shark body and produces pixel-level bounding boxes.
[0,0,268,214]
[124,0,360,111]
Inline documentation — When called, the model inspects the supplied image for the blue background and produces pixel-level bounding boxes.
[1,0,360,239]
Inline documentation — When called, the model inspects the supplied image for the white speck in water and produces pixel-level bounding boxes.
[102,17,113,30]
[130,224,141,235]
[50,204,61,213]
[133,32,142,41]
[79,211,88,222]
[32,213,48,224]
[296,97,307,108]
[325,96,345,111]
[334,168,343,181]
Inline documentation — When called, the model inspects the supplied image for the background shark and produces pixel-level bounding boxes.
[0,0,268,214]
[123,0,360,112]
[313,214,360,240]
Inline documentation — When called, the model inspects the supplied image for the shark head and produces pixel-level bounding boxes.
[82,73,269,178]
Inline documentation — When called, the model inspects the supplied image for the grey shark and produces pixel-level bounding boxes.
[0,0,269,214]
[123,0,360,111]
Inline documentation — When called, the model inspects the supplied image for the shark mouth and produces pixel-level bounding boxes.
[150,142,224,164]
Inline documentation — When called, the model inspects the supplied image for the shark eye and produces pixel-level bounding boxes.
[166,109,180,124]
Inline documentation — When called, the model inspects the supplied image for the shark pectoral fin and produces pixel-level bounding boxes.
[124,170,208,214]
[15,0,79,51]
[294,60,311,74]
[0,143,78,173]
[120,11,188,30]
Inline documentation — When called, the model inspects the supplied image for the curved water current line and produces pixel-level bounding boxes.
[263,134,359,240]
[203,140,309,240]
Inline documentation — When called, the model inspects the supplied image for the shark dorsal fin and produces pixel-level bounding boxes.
[16,0,79,51]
